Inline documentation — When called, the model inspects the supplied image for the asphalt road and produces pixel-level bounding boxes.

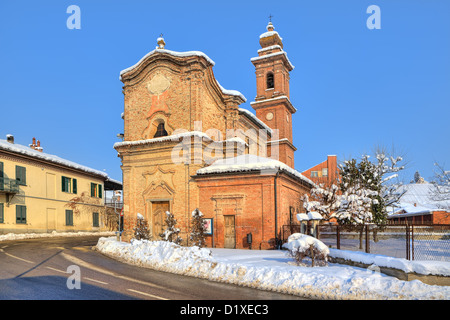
[0,235,307,301]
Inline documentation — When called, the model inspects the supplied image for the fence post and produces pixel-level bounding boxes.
[365,225,370,253]
[406,224,410,260]
[336,224,340,250]
[411,224,414,261]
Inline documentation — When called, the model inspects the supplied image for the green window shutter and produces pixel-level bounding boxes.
[66,210,73,226]
[91,183,96,197]
[16,205,26,224]
[0,203,4,223]
[16,206,20,223]
[98,184,102,199]
[62,176,67,192]
[0,162,3,191]
[93,212,99,227]
[72,179,77,194]
[16,166,26,185]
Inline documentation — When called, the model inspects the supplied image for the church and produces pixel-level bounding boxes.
[115,21,314,249]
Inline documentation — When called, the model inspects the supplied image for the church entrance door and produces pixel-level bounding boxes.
[224,215,236,249]
[151,201,169,240]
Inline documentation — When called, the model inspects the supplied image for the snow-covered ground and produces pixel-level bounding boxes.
[1,231,449,300]
[0,231,115,242]
[95,237,450,300]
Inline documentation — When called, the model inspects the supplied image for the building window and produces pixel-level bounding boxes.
[311,171,318,177]
[0,162,3,191]
[0,203,4,223]
[91,183,103,199]
[16,166,26,185]
[266,72,274,89]
[322,168,328,177]
[62,176,77,194]
[154,122,168,138]
[93,212,99,227]
[66,210,74,226]
[16,205,26,224]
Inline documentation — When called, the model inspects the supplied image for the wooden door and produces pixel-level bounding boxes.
[224,215,236,249]
[152,201,169,239]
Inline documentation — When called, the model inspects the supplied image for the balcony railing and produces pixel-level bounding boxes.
[0,177,19,194]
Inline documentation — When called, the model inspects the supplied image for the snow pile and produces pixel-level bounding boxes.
[0,231,114,242]
[96,237,450,300]
[283,233,330,257]
[329,249,450,277]
[96,238,215,277]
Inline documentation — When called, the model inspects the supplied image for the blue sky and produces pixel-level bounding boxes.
[0,0,449,183]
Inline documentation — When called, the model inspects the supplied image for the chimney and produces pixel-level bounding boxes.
[36,140,43,152]
[30,137,44,152]
[6,134,14,144]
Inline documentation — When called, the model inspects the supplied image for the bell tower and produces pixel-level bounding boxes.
[251,21,297,168]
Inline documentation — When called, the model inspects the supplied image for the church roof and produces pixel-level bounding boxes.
[119,36,246,102]
[119,48,216,80]
[196,154,314,186]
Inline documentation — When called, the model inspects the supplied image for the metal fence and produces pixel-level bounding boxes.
[282,223,450,262]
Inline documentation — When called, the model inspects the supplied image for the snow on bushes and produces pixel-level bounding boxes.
[282,233,329,267]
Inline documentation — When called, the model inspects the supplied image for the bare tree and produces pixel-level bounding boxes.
[66,192,117,231]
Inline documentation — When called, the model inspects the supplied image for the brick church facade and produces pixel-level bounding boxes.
[115,22,313,249]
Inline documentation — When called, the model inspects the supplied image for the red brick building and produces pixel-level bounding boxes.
[115,22,313,249]
[302,155,339,186]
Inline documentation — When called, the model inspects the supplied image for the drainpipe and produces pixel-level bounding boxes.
[274,170,280,249]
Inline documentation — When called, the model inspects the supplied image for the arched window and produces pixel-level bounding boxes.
[266,72,274,89]
[154,122,168,138]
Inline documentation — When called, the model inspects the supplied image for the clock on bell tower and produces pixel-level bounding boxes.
[251,20,297,168]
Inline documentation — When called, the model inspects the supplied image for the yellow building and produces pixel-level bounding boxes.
[0,135,121,234]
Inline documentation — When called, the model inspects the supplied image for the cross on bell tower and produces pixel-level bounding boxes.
[250,20,297,168]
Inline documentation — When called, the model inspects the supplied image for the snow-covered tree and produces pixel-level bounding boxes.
[160,211,183,245]
[134,213,150,240]
[302,183,341,221]
[332,156,379,225]
[430,162,450,210]
[371,152,406,224]
[190,208,206,248]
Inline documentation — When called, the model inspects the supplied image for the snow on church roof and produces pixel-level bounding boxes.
[0,138,108,179]
[120,48,216,80]
[196,154,314,186]
[114,131,213,149]
[238,108,273,134]
[250,51,295,70]
[119,47,246,101]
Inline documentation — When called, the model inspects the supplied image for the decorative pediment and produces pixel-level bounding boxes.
[142,166,176,197]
